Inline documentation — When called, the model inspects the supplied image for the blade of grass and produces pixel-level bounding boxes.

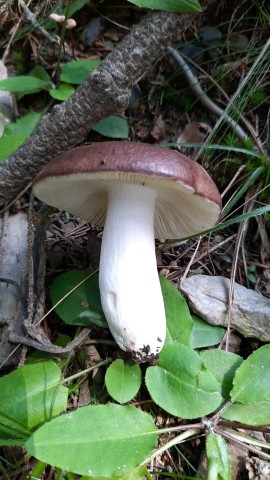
[159,143,267,161]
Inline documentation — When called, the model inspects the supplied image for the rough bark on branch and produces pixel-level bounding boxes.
[0,6,213,208]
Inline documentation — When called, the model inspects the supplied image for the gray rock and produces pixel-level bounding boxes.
[180,275,270,341]
[199,26,222,44]
[81,18,101,47]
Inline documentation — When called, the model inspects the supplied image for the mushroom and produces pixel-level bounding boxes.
[33,142,222,361]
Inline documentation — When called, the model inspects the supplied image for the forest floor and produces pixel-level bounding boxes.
[0,0,270,479]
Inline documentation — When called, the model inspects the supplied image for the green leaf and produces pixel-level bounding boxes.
[4,112,41,136]
[220,345,270,425]
[200,350,243,400]
[60,59,100,85]
[247,273,256,283]
[92,115,129,139]
[0,133,30,161]
[0,111,42,161]
[0,76,50,93]
[190,315,225,349]
[80,465,149,480]
[0,361,68,438]
[67,0,89,16]
[206,434,231,480]
[50,270,107,327]
[145,344,223,419]
[105,360,142,403]
[159,142,265,161]
[230,344,270,403]
[49,83,75,101]
[222,400,270,426]
[160,275,193,347]
[29,65,51,83]
[25,404,158,477]
[127,0,202,13]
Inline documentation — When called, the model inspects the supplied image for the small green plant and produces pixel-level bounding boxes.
[1,275,270,479]
[247,86,267,109]
[11,51,26,74]
[247,265,256,284]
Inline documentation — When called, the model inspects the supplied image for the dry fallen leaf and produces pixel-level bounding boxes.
[176,122,211,155]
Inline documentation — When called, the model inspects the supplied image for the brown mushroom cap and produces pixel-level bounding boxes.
[33,142,222,239]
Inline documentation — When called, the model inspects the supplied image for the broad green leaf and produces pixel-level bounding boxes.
[80,465,149,480]
[29,65,51,83]
[49,83,75,101]
[160,275,193,347]
[0,133,32,161]
[206,434,231,480]
[50,270,107,327]
[0,76,50,93]
[16,66,51,99]
[80,468,148,479]
[0,111,42,161]
[190,315,225,349]
[4,111,41,136]
[25,404,158,477]
[67,0,89,16]
[222,400,270,426]
[146,344,223,419]
[60,59,100,84]
[200,350,243,400]
[105,360,142,403]
[0,361,68,437]
[127,0,202,13]
[230,344,270,403]
[92,115,129,139]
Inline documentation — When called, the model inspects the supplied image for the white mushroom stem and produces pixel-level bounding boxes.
[99,182,166,360]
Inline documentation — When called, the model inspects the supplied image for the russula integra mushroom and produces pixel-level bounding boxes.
[33,142,222,361]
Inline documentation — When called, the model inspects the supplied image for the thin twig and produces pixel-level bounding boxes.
[167,46,250,144]
[221,165,246,200]
[2,0,28,62]
[170,47,262,152]
[18,0,59,45]
[179,237,201,286]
